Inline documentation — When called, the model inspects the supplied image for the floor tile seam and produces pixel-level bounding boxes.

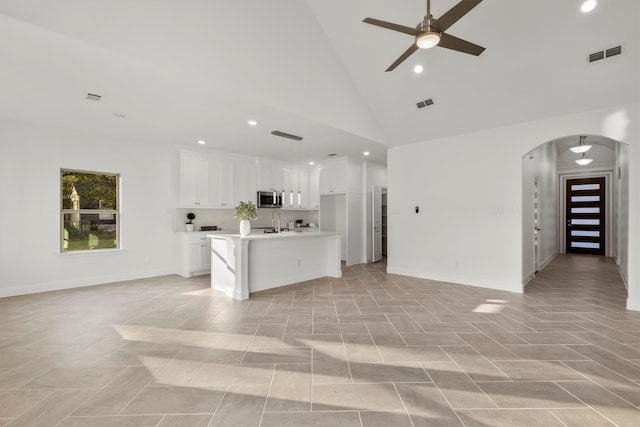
[257,364,277,427]
[339,332,356,386]
[565,343,640,366]
[545,409,573,427]
[427,380,469,425]
[47,387,104,426]
[560,359,640,391]
[0,387,57,422]
[314,380,435,386]
[263,409,363,414]
[459,331,520,360]
[389,383,416,427]
[361,324,392,362]
[553,380,628,426]
[427,357,500,407]
[571,330,640,354]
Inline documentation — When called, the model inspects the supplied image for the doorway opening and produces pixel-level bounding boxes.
[521,135,628,288]
[372,186,387,263]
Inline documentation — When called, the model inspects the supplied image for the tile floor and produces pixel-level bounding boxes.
[1,254,639,426]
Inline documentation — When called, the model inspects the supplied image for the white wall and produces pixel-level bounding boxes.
[388,103,639,309]
[522,142,558,283]
[617,142,630,287]
[363,161,387,262]
[0,119,177,297]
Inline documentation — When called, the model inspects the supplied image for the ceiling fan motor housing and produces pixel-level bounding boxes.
[416,16,441,49]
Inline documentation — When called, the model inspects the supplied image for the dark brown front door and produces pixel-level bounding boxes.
[566,177,605,255]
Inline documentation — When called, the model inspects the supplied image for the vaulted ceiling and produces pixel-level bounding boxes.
[0,0,637,165]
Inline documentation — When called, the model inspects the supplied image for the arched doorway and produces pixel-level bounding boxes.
[522,134,629,286]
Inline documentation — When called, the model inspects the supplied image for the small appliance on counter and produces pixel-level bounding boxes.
[200,226,218,231]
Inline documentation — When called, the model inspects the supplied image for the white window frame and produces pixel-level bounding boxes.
[60,169,120,253]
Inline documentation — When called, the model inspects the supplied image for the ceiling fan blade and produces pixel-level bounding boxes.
[363,18,420,36]
[438,33,485,56]
[386,43,419,72]
[433,0,482,32]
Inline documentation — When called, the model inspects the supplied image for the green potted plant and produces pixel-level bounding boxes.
[185,212,196,232]
[233,201,258,236]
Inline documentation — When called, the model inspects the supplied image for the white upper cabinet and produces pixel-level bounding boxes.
[233,161,257,206]
[318,156,356,195]
[180,150,256,209]
[180,150,325,210]
[257,159,285,192]
[209,157,234,208]
[181,154,212,207]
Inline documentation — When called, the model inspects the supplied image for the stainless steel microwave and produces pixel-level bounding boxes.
[257,191,283,208]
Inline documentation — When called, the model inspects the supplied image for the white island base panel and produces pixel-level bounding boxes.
[209,232,342,300]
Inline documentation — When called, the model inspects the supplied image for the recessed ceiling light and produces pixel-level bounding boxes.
[308,161,315,165]
[581,0,597,13]
[414,65,424,74]
[247,119,258,126]
[197,140,206,145]
[363,151,370,156]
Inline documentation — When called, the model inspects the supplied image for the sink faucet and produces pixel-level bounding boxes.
[271,210,281,233]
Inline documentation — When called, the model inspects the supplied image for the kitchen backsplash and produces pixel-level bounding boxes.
[176,208,319,232]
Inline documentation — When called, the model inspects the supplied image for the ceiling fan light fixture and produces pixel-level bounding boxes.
[581,0,597,13]
[416,32,440,49]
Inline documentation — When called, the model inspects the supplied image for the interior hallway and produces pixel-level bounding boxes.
[0,255,639,426]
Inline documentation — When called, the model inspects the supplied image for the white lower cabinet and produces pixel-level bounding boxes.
[178,233,210,277]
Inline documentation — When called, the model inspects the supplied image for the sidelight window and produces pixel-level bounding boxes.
[61,169,119,252]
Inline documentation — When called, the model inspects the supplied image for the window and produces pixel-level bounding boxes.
[61,169,119,252]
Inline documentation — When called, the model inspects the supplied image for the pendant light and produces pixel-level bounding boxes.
[297,142,302,207]
[281,140,286,205]
[575,152,594,166]
[289,141,294,207]
[570,135,591,153]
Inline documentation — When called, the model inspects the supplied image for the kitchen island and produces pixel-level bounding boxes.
[208,231,342,300]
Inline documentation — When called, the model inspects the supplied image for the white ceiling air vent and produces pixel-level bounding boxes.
[85,93,102,101]
[417,98,434,109]
[588,44,623,63]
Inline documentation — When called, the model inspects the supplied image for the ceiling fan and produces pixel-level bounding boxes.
[363,0,485,72]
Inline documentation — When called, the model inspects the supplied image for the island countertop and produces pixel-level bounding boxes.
[207,230,339,240]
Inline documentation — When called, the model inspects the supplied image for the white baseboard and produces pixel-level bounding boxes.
[539,252,558,271]
[0,268,176,298]
[386,266,521,294]
[619,266,629,291]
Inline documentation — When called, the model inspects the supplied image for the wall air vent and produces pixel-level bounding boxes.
[271,130,303,141]
[588,44,623,63]
[588,51,605,62]
[606,45,622,58]
[416,98,434,109]
[85,93,102,101]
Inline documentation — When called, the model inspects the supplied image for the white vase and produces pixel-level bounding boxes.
[239,220,251,237]
[186,224,195,232]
